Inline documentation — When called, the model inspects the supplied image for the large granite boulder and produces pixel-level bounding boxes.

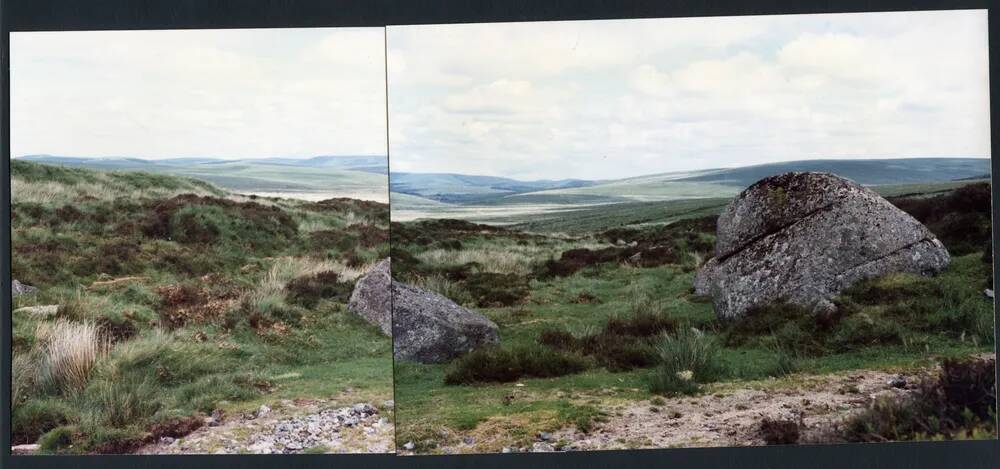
[348,258,391,335]
[696,172,950,321]
[392,281,500,363]
[11,280,36,298]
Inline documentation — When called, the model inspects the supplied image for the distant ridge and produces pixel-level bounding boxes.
[390,158,990,206]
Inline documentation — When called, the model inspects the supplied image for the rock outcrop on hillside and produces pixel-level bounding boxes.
[695,172,950,320]
[392,281,500,363]
[348,259,392,336]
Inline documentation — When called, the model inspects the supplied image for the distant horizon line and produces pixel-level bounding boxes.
[389,156,992,182]
[14,154,388,160]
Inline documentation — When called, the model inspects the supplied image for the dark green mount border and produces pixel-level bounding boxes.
[1,1,998,468]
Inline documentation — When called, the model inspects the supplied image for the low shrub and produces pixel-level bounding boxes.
[841,358,997,442]
[444,345,589,385]
[11,399,77,445]
[285,270,353,308]
[462,272,530,307]
[538,297,678,372]
[38,426,76,452]
[760,418,800,445]
[84,375,162,427]
[650,328,725,395]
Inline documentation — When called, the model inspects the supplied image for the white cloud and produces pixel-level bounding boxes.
[387,10,990,180]
[11,28,387,158]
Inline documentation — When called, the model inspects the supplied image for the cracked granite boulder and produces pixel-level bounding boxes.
[695,172,950,321]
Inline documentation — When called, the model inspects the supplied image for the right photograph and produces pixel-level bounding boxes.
[386,9,996,454]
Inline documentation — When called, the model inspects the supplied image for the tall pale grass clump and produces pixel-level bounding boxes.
[411,274,474,305]
[244,256,375,308]
[36,320,108,393]
[415,248,538,275]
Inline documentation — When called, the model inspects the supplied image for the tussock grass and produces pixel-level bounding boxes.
[650,328,725,395]
[36,320,107,393]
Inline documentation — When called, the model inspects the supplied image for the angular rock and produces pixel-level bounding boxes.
[348,258,391,335]
[696,172,950,321]
[11,280,36,298]
[392,281,500,363]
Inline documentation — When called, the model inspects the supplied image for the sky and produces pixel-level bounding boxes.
[387,10,991,180]
[11,28,387,159]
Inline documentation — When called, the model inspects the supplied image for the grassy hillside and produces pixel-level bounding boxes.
[11,161,392,454]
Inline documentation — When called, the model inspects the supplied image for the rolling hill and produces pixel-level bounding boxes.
[16,154,389,200]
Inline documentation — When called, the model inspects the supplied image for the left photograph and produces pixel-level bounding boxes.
[9,28,393,454]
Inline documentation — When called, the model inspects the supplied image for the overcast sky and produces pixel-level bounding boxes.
[11,28,386,159]
[387,10,991,180]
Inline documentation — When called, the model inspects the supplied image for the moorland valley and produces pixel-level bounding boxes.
[388,157,997,454]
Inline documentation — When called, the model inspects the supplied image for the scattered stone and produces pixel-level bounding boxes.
[11,280,37,298]
[462,436,475,445]
[257,405,271,418]
[11,443,40,455]
[696,172,951,320]
[403,441,415,450]
[888,375,908,389]
[531,442,556,452]
[348,258,392,335]
[538,432,552,441]
[12,305,59,317]
[391,280,500,363]
[760,417,800,445]
[985,289,994,299]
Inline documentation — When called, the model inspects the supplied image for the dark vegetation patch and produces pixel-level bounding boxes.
[156,282,237,329]
[889,182,992,256]
[391,219,530,246]
[760,418,801,445]
[141,194,297,252]
[538,219,717,278]
[840,358,996,442]
[538,307,679,372]
[462,272,530,307]
[305,197,389,223]
[443,345,589,385]
[285,271,354,308]
[349,223,390,248]
[722,301,903,356]
[11,400,76,445]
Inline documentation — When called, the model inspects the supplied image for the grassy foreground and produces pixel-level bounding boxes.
[390,181,996,453]
[11,160,392,454]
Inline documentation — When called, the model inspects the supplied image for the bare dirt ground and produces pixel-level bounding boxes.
[429,354,995,454]
[137,397,395,455]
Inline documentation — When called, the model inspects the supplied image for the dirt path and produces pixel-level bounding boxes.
[547,368,921,451]
[138,398,395,454]
[430,355,996,454]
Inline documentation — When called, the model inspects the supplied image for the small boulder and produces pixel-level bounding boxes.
[11,280,36,298]
[392,281,500,363]
[697,172,950,321]
[348,258,391,335]
[11,443,40,455]
[13,305,59,318]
